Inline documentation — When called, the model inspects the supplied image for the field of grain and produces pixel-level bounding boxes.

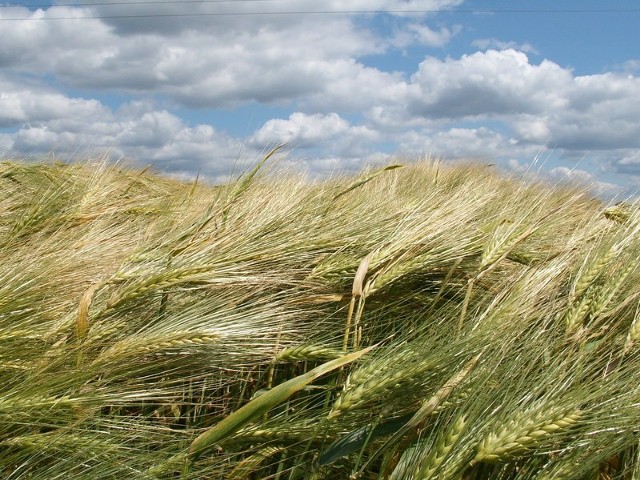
[1,154,640,479]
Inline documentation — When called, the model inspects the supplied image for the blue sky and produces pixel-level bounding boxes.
[1,0,639,196]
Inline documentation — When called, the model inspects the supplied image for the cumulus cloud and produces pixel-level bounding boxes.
[0,76,248,177]
[250,112,380,158]
[302,61,409,112]
[251,113,351,147]
[373,49,640,180]
[395,125,539,163]
[0,6,384,106]
[406,49,571,119]
[7,111,248,178]
[0,7,115,73]
[504,72,640,153]
[549,166,624,198]
[0,77,109,128]
[0,1,464,109]
[618,150,640,170]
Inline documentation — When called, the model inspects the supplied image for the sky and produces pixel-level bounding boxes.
[1,0,639,197]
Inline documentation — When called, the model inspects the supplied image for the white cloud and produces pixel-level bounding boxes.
[0,1,468,111]
[423,127,537,160]
[251,113,350,147]
[618,150,640,169]
[373,49,640,179]
[548,166,623,198]
[406,49,571,119]
[0,77,109,127]
[620,59,640,74]
[302,61,409,112]
[88,0,467,32]
[0,6,384,106]
[7,112,248,178]
[471,38,538,54]
[0,7,116,73]
[391,23,462,48]
[0,76,248,176]
[510,115,552,144]
[250,112,380,158]
[505,73,640,153]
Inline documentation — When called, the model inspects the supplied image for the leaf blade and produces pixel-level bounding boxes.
[188,345,375,459]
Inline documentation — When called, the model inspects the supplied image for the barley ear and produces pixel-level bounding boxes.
[457,278,475,337]
[416,415,467,479]
[275,345,343,363]
[623,302,640,355]
[76,282,102,341]
[473,408,581,464]
[565,295,592,338]
[590,261,637,322]
[603,204,630,223]
[478,217,549,276]
[361,352,481,475]
[344,254,371,350]
[384,352,482,447]
[572,245,619,303]
[228,446,284,479]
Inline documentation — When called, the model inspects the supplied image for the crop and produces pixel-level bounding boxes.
[1,153,639,479]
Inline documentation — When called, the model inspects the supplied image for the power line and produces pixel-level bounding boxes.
[1,7,639,21]
[0,0,279,7]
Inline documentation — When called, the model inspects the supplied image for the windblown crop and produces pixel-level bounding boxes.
[1,153,640,479]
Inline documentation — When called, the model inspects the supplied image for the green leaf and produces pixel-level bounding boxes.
[318,413,414,466]
[187,345,375,460]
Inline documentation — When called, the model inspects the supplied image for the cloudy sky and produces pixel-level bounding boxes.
[1,0,639,195]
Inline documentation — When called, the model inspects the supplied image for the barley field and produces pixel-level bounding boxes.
[1,153,640,479]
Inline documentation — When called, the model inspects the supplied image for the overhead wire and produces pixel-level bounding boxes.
[1,0,639,20]
[0,0,281,7]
